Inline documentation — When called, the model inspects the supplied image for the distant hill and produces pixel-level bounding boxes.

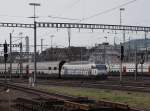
[123,39,150,50]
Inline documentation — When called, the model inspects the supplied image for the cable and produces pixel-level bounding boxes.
[79,0,138,22]
[48,15,80,21]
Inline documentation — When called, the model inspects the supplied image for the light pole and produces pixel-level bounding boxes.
[128,36,131,62]
[50,35,54,61]
[120,8,125,26]
[19,32,23,43]
[119,8,125,82]
[104,36,107,64]
[104,36,107,43]
[120,8,125,44]
[18,32,23,78]
[9,29,14,81]
[50,35,54,49]
[68,28,71,48]
[29,3,41,86]
[145,31,148,61]
[41,38,44,53]
[29,3,40,21]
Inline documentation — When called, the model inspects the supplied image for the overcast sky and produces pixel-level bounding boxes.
[0,0,149,52]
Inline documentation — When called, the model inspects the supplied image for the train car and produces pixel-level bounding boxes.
[26,61,60,78]
[0,61,60,78]
[108,63,150,76]
[61,62,108,79]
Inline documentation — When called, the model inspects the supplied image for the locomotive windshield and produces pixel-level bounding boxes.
[96,65,107,70]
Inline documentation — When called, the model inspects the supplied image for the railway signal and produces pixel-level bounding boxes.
[4,54,8,62]
[140,53,145,76]
[121,45,124,61]
[140,53,144,64]
[120,45,124,82]
[3,40,8,54]
[3,40,8,82]
[3,40,8,62]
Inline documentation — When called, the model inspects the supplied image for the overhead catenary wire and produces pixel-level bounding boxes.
[48,16,80,21]
[0,14,80,21]
[79,0,139,22]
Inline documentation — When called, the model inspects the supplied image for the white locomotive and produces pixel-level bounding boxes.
[61,62,108,77]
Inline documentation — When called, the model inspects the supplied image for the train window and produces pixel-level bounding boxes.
[54,67,57,70]
[96,65,107,70]
[91,66,96,69]
[48,67,51,70]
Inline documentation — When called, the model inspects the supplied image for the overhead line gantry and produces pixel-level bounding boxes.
[0,22,150,32]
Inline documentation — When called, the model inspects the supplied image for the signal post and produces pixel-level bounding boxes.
[120,45,124,82]
[3,40,8,82]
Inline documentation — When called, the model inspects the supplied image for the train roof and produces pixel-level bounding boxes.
[67,61,94,65]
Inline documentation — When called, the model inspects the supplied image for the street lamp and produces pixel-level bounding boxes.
[41,38,44,53]
[29,2,41,86]
[9,29,14,81]
[50,35,55,48]
[119,8,125,82]
[120,8,125,25]
[29,3,41,21]
[120,8,126,44]
[104,36,107,64]
[104,36,107,43]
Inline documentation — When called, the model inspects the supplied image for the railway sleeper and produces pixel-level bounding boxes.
[55,100,113,111]
[35,97,65,108]
[98,100,130,111]
[64,100,97,111]
[15,103,38,111]
[15,102,48,111]
[53,105,67,111]
[14,97,49,111]
[71,97,95,104]
[63,105,116,111]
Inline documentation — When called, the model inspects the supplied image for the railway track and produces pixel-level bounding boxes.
[23,79,150,93]
[6,78,150,93]
[4,76,150,93]
[0,81,144,111]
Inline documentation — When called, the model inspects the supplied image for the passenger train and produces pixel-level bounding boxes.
[0,61,150,79]
[0,61,108,79]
